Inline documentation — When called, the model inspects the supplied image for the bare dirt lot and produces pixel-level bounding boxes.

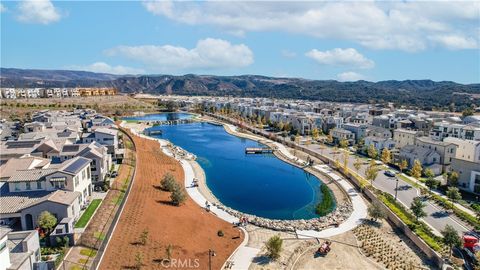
[0,95,156,119]
[99,132,244,270]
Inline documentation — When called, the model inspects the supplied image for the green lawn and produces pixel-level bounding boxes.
[79,248,97,257]
[74,199,102,228]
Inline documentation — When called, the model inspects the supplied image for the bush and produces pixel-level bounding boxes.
[265,235,283,260]
[368,202,386,222]
[161,173,177,192]
[316,184,334,216]
[170,184,186,206]
[217,230,224,237]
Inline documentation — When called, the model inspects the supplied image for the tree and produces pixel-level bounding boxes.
[410,160,422,179]
[365,163,379,186]
[353,157,362,173]
[410,197,427,222]
[265,235,283,260]
[339,139,348,149]
[425,177,440,191]
[139,229,149,245]
[37,211,57,232]
[399,159,408,174]
[311,128,319,140]
[171,184,186,206]
[326,133,333,144]
[342,151,349,170]
[446,187,462,208]
[367,144,378,159]
[447,171,459,187]
[367,202,386,222]
[462,107,474,117]
[424,168,434,180]
[380,148,391,164]
[442,225,461,258]
[160,173,177,192]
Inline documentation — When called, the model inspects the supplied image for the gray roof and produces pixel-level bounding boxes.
[8,168,57,182]
[0,185,80,214]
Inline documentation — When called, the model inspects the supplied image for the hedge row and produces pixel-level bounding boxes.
[379,192,443,252]
[431,193,479,229]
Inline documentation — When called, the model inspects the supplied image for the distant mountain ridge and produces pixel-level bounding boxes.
[1,68,479,110]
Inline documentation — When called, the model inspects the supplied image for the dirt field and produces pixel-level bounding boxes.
[99,132,244,270]
[0,95,156,119]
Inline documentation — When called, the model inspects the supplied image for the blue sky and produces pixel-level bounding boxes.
[1,1,479,83]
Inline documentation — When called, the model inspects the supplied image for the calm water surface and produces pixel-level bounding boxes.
[123,112,193,121]
[140,117,335,220]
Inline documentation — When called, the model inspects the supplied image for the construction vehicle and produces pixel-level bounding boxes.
[316,241,332,255]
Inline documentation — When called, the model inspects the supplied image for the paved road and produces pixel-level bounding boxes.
[305,144,469,235]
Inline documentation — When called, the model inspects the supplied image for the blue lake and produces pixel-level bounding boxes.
[141,117,336,220]
[123,112,193,122]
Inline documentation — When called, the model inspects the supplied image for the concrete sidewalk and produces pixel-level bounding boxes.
[297,164,368,239]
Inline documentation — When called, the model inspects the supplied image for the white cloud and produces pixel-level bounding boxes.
[429,35,478,50]
[16,0,61,24]
[281,50,297,58]
[142,1,480,51]
[0,3,6,13]
[336,71,365,82]
[105,38,254,71]
[70,62,145,75]
[306,48,374,69]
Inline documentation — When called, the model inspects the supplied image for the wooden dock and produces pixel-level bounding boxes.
[245,147,273,154]
[144,129,162,135]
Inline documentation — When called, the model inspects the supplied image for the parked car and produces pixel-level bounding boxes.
[384,170,396,177]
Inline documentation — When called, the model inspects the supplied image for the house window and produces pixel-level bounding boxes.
[15,182,21,191]
[26,182,31,190]
[37,181,42,189]
[82,170,86,180]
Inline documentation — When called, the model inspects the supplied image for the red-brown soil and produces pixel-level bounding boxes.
[100,132,244,270]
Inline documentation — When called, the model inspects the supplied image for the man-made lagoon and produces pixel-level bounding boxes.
[133,113,335,220]
[123,112,193,122]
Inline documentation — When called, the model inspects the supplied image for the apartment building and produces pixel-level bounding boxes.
[393,129,422,149]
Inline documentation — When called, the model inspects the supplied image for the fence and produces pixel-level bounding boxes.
[86,127,138,270]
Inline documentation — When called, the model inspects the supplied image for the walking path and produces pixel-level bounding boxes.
[297,164,368,238]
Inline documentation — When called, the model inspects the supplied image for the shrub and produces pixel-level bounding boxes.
[161,173,177,192]
[217,230,224,237]
[368,202,386,222]
[316,185,334,215]
[265,235,283,260]
[170,184,186,206]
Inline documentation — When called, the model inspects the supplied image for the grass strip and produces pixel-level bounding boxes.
[74,199,102,228]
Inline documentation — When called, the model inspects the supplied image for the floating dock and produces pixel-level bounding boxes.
[144,129,163,136]
[245,147,273,154]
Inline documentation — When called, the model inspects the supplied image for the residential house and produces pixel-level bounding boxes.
[48,143,111,185]
[364,136,396,152]
[393,129,422,149]
[0,229,41,270]
[415,137,456,170]
[0,157,91,230]
[398,145,442,174]
[330,128,355,145]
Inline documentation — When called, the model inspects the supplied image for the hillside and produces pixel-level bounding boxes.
[1,68,479,110]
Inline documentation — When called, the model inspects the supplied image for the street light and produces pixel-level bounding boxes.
[208,249,216,270]
[395,177,399,200]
